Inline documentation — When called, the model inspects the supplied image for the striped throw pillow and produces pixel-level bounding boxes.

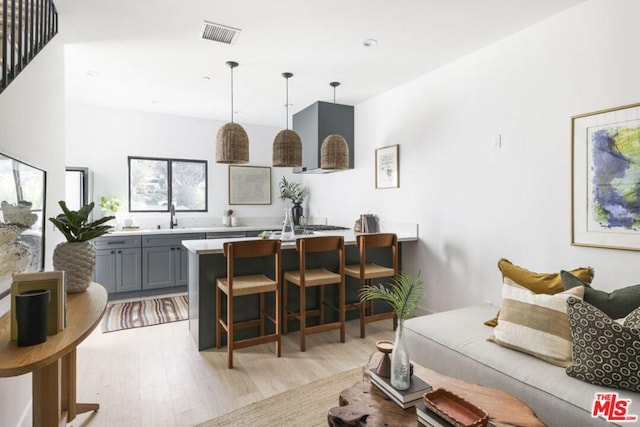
[489,278,585,367]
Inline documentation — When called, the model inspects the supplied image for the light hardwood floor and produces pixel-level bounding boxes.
[71,317,394,427]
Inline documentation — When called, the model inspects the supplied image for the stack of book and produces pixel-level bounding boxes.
[416,402,451,426]
[370,371,432,408]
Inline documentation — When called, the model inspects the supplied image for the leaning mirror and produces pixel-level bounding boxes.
[0,152,46,299]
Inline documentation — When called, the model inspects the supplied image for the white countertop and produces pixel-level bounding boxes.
[182,228,419,255]
[105,224,284,236]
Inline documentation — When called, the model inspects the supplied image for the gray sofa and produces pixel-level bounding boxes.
[405,304,640,427]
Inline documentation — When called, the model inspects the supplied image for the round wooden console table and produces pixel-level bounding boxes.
[0,282,107,426]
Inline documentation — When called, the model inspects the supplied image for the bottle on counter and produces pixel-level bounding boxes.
[281,209,295,240]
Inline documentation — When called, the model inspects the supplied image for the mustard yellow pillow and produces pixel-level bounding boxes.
[484,258,594,327]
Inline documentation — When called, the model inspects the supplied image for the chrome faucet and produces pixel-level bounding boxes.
[170,203,177,229]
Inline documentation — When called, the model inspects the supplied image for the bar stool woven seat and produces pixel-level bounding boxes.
[216,239,281,368]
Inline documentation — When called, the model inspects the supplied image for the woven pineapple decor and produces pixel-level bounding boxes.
[273,129,302,167]
[321,134,349,169]
[216,123,249,164]
[53,241,96,293]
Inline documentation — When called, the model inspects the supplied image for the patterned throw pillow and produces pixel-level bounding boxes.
[489,280,584,367]
[566,297,640,392]
[484,259,594,327]
[562,270,640,319]
[624,306,640,328]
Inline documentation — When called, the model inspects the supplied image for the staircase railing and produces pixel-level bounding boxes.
[1,0,57,95]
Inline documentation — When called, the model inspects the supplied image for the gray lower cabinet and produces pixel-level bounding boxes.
[93,236,142,294]
[142,233,204,290]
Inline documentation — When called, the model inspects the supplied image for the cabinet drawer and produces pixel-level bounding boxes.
[93,235,141,250]
[141,233,205,248]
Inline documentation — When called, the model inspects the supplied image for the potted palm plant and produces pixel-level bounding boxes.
[360,272,423,390]
[49,201,114,293]
[279,177,308,226]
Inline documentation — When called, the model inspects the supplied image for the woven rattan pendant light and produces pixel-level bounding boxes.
[272,72,302,167]
[320,82,349,169]
[216,61,249,164]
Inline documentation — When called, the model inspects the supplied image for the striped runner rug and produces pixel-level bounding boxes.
[101,294,188,333]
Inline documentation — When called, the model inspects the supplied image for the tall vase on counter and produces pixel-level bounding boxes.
[279,177,308,226]
[282,209,295,240]
[292,202,303,226]
[359,272,424,390]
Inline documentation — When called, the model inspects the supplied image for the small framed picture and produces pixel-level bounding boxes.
[228,165,272,205]
[375,144,399,189]
[10,271,66,340]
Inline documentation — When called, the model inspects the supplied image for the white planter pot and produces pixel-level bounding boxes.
[53,241,96,293]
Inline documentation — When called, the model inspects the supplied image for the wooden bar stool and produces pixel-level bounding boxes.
[344,233,398,338]
[216,239,282,368]
[283,236,346,351]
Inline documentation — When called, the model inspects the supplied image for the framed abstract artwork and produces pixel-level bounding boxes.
[571,102,640,250]
[228,165,271,205]
[375,144,399,189]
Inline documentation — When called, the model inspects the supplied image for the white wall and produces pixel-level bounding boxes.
[0,38,65,427]
[303,0,640,313]
[65,104,298,227]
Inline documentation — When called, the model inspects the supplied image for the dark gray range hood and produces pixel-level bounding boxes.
[292,101,354,173]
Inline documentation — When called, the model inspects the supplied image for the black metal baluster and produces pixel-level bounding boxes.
[17,0,22,73]
[2,0,7,90]
[28,0,33,61]
[10,0,15,80]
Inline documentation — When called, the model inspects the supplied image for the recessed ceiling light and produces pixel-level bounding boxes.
[363,39,378,47]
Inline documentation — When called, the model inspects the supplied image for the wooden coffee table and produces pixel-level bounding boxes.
[328,353,545,427]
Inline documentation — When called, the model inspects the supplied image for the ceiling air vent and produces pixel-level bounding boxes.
[200,21,241,45]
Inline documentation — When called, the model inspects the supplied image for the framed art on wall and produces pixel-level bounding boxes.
[0,152,47,300]
[375,144,399,189]
[571,102,640,250]
[228,165,272,205]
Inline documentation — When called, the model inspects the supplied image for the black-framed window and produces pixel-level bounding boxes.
[128,156,207,212]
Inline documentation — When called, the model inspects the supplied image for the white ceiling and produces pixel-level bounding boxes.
[56,0,586,127]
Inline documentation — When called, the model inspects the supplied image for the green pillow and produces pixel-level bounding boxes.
[561,270,640,319]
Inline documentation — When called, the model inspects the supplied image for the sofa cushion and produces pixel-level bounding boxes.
[498,258,593,294]
[562,270,640,319]
[624,306,640,328]
[566,297,640,392]
[485,259,594,327]
[489,279,584,367]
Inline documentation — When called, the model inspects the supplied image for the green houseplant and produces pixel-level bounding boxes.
[360,272,424,390]
[278,177,308,226]
[278,177,308,204]
[49,201,114,293]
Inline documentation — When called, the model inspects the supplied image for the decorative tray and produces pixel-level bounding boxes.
[423,388,489,427]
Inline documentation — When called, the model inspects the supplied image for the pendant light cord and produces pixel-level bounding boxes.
[285,77,289,130]
[230,66,234,123]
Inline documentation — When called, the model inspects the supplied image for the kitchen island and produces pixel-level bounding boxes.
[182,225,418,350]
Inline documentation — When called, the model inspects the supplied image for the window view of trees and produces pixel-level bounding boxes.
[128,157,207,212]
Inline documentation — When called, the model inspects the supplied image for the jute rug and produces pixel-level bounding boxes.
[198,367,364,427]
[101,294,188,332]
